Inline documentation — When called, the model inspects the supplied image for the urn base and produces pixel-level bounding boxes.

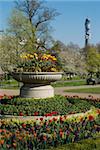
[20,84,54,98]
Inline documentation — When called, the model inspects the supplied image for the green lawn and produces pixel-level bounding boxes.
[0,79,18,85]
[0,80,86,89]
[52,80,86,87]
[0,79,20,89]
[65,87,100,94]
[50,137,100,150]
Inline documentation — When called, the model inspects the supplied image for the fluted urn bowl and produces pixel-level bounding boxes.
[11,72,62,98]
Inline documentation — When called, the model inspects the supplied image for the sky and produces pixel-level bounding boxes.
[0,0,100,48]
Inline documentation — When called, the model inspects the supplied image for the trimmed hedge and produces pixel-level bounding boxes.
[51,137,100,150]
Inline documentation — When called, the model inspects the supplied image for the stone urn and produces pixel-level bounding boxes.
[0,67,4,80]
[11,72,62,98]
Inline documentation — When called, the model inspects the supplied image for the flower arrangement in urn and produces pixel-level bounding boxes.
[11,51,62,98]
[13,51,62,73]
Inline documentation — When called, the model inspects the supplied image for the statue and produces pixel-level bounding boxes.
[85,18,91,46]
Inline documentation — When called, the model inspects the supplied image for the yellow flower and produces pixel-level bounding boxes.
[29,54,34,59]
[20,53,28,59]
[51,68,57,72]
[51,56,57,61]
[34,53,38,59]
[41,54,48,60]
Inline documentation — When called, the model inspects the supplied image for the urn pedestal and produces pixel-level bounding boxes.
[11,72,62,98]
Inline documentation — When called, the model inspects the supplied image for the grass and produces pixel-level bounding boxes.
[50,137,100,150]
[52,80,86,87]
[0,79,20,89]
[0,79,18,85]
[0,79,86,89]
[65,87,100,94]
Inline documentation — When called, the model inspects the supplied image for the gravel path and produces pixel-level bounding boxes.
[0,85,100,99]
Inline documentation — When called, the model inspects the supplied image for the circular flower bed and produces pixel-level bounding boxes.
[0,95,100,149]
[0,108,100,149]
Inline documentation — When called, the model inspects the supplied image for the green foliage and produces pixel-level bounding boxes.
[1,95,99,116]
[52,137,100,150]
[86,46,100,73]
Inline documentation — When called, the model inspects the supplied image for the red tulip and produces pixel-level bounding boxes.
[22,123,26,128]
[53,117,57,122]
[8,95,13,99]
[59,131,63,137]
[60,117,64,123]
[49,119,52,123]
[51,111,58,115]
[0,95,3,100]
[19,112,24,116]
[45,113,52,117]
[34,112,39,116]
[40,117,43,121]
[88,115,94,121]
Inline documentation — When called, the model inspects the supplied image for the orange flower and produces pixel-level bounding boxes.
[0,139,4,145]
[18,136,23,140]
[43,135,47,141]
[80,116,83,122]
[33,132,37,138]
[97,109,100,115]
[2,129,6,133]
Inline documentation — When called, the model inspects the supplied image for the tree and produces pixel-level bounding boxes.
[0,0,59,70]
[51,41,86,75]
[86,46,100,74]
[14,0,58,50]
[96,43,100,53]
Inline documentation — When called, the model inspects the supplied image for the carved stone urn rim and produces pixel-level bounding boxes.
[11,71,63,75]
[10,71,63,85]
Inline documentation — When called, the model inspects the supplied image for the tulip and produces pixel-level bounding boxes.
[40,117,43,121]
[88,115,94,121]
[19,112,24,116]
